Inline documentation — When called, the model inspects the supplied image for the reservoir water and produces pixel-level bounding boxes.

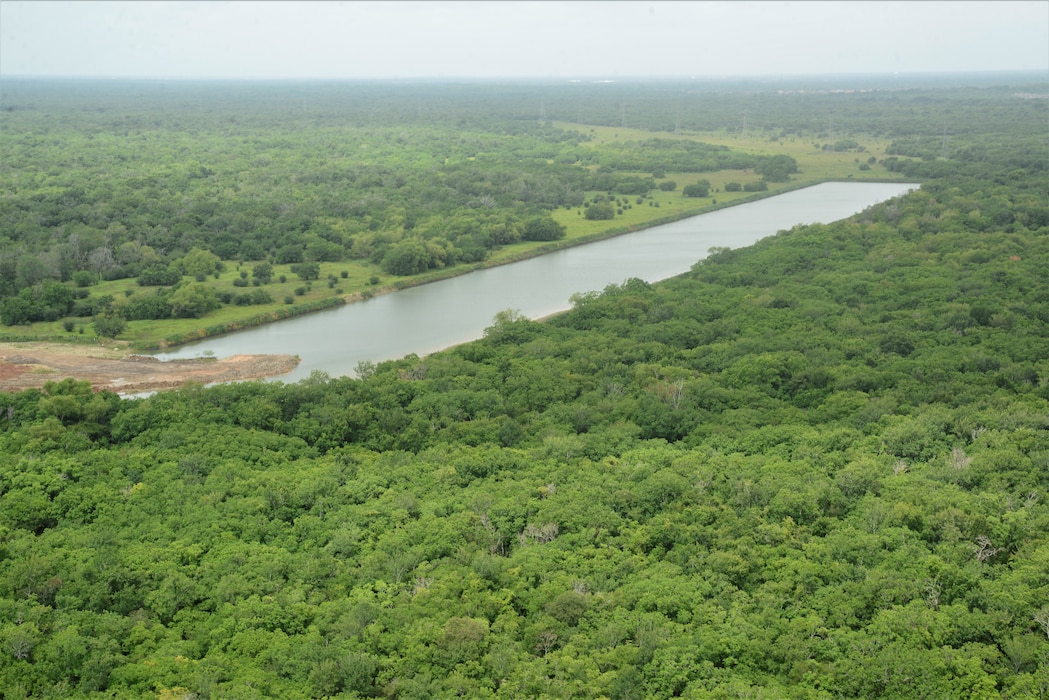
[156,182,917,382]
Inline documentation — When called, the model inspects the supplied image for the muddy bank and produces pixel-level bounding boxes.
[0,342,299,395]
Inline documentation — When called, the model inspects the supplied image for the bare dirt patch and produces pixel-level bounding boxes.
[0,342,299,394]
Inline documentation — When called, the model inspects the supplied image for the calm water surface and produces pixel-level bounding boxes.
[156,182,917,383]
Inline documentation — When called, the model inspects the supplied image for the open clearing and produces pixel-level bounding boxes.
[0,342,299,394]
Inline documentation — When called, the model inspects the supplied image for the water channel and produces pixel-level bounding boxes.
[156,182,918,383]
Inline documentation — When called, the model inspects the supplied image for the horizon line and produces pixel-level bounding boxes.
[2,69,1048,83]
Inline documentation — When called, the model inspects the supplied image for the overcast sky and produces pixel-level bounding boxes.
[2,1,1047,80]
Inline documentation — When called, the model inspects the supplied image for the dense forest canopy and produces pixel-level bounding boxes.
[1,75,1048,698]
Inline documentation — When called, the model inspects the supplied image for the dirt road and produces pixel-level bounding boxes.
[0,342,300,395]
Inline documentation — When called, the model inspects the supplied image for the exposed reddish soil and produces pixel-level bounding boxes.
[0,342,299,394]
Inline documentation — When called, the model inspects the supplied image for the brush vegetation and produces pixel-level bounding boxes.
[0,78,925,348]
[1,74,1048,698]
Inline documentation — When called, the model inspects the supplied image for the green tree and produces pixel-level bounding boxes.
[179,248,222,281]
[291,261,320,281]
[682,181,710,198]
[757,154,798,182]
[93,311,127,338]
[15,254,48,289]
[252,262,274,284]
[137,264,183,286]
[168,282,220,318]
[240,240,266,261]
[521,216,566,241]
[277,244,304,264]
[72,270,96,288]
[304,236,344,262]
[585,202,615,220]
[382,239,431,276]
[121,290,172,320]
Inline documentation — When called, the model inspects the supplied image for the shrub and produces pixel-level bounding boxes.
[585,202,615,220]
[252,262,273,284]
[521,216,567,241]
[683,181,710,198]
[137,264,182,286]
[94,313,127,338]
[250,289,273,305]
[291,262,321,281]
[381,239,431,275]
[73,270,96,288]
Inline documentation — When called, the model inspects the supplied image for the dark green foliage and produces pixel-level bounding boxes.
[136,264,182,287]
[120,289,172,320]
[92,311,126,338]
[381,239,431,275]
[277,244,304,264]
[2,74,1048,699]
[4,162,1047,695]
[584,202,615,220]
[1,280,76,325]
[167,283,219,318]
[521,216,567,241]
[72,271,96,288]
[682,180,710,198]
[756,154,798,181]
[178,247,223,281]
[290,261,321,281]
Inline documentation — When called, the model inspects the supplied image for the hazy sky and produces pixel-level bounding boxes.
[2,1,1047,80]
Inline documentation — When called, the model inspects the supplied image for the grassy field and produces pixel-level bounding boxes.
[5,124,911,351]
[548,122,905,239]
